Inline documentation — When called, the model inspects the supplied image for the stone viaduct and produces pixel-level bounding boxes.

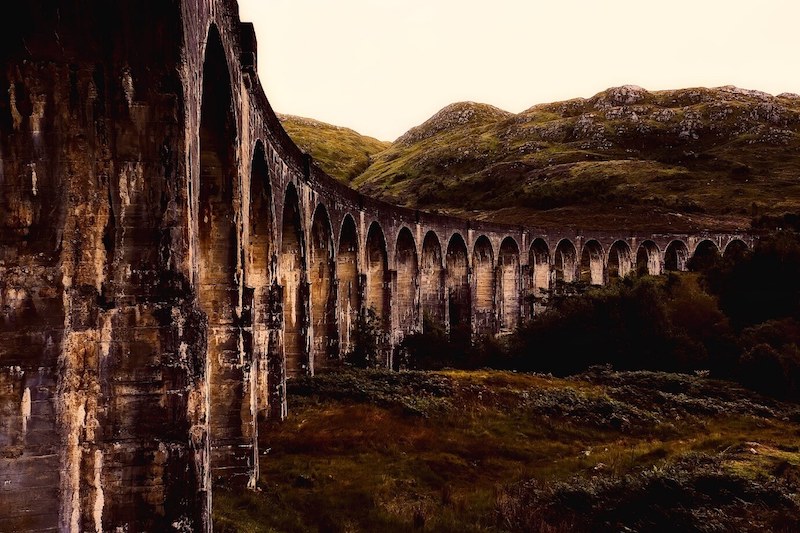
[0,0,753,530]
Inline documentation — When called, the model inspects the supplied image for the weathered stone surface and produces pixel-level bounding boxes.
[0,0,754,530]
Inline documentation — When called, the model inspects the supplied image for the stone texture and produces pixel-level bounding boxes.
[0,0,754,530]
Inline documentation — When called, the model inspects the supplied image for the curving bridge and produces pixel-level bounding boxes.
[0,0,753,531]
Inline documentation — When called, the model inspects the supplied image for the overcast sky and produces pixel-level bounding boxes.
[238,0,799,142]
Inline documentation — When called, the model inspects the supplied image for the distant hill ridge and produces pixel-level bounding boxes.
[277,113,390,184]
[281,86,800,231]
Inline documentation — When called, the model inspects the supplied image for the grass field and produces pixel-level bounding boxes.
[214,369,800,532]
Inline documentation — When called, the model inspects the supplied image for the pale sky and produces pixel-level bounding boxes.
[238,0,799,142]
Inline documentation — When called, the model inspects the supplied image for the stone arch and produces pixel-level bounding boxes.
[580,239,604,285]
[336,214,360,356]
[498,237,521,332]
[635,240,661,276]
[198,23,249,483]
[689,239,721,271]
[281,182,307,378]
[664,240,689,271]
[365,221,389,365]
[607,240,633,280]
[446,233,471,337]
[473,235,496,336]
[528,238,550,316]
[309,203,336,372]
[395,227,419,338]
[420,231,445,329]
[554,239,578,284]
[723,239,749,261]
[247,140,274,422]
[248,140,274,288]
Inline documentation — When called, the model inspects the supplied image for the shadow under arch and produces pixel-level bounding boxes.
[473,235,495,336]
[554,239,578,286]
[635,240,661,276]
[498,237,520,332]
[723,239,749,262]
[664,240,689,272]
[336,214,360,356]
[607,240,633,280]
[309,203,336,372]
[445,233,470,339]
[395,227,419,338]
[247,139,276,423]
[528,238,550,316]
[689,239,721,272]
[420,230,445,329]
[580,239,604,285]
[198,23,251,485]
[365,221,390,366]
[281,182,307,378]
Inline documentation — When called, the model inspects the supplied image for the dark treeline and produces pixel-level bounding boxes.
[390,228,800,400]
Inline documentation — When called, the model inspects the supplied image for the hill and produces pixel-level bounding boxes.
[284,86,800,231]
[278,114,390,184]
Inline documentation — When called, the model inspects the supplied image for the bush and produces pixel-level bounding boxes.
[398,314,505,370]
[496,454,800,533]
[396,314,452,370]
[739,343,800,400]
[509,276,719,375]
[344,308,385,369]
[703,232,800,328]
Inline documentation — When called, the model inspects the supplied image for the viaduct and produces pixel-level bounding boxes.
[0,0,753,530]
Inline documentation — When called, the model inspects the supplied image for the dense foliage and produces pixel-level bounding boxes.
[400,230,800,400]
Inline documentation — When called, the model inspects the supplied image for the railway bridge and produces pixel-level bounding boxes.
[0,0,753,530]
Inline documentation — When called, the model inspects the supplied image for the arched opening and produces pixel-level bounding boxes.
[281,183,306,378]
[310,204,336,372]
[446,233,470,338]
[420,231,445,329]
[498,237,520,332]
[607,240,633,280]
[580,240,604,285]
[198,25,246,482]
[248,141,274,295]
[395,227,419,338]
[473,236,495,337]
[366,222,389,365]
[723,239,749,262]
[664,240,689,272]
[247,140,274,422]
[337,215,360,357]
[689,240,721,272]
[635,240,661,276]
[554,239,578,286]
[528,238,550,316]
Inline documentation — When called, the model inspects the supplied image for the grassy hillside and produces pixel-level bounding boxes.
[214,368,800,532]
[278,114,390,184]
[282,86,800,231]
[355,86,800,231]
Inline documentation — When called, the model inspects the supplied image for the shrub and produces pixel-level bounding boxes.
[398,314,505,370]
[509,276,715,375]
[496,454,800,533]
[344,308,385,369]
[703,232,800,328]
[739,343,800,400]
[396,314,451,370]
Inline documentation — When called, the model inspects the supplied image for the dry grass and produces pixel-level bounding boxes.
[214,369,800,532]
